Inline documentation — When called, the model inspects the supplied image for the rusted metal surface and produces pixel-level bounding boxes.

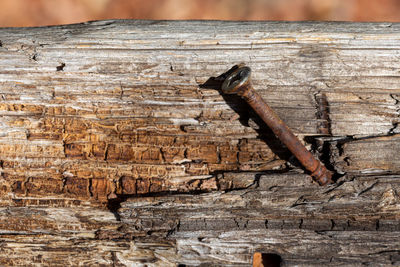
[221,65,333,185]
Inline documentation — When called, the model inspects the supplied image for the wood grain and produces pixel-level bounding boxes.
[0,20,399,266]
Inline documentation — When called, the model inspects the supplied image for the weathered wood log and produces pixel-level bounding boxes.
[0,20,399,266]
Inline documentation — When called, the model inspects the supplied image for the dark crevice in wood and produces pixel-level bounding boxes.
[334,133,400,144]
[314,92,332,135]
[56,62,65,71]
[31,53,38,61]
[210,169,289,192]
[106,197,122,221]
[389,122,399,135]
[166,220,181,238]
[103,143,109,161]
[88,178,94,197]
[304,135,342,181]
[356,180,378,196]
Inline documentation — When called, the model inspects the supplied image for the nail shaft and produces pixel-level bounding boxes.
[221,65,333,185]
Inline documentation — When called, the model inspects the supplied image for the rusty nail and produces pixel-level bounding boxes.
[221,65,333,186]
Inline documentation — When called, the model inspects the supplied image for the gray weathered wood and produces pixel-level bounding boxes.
[0,20,399,266]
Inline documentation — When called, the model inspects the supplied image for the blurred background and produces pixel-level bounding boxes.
[1,0,400,27]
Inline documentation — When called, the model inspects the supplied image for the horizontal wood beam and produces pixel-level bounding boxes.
[0,20,399,266]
